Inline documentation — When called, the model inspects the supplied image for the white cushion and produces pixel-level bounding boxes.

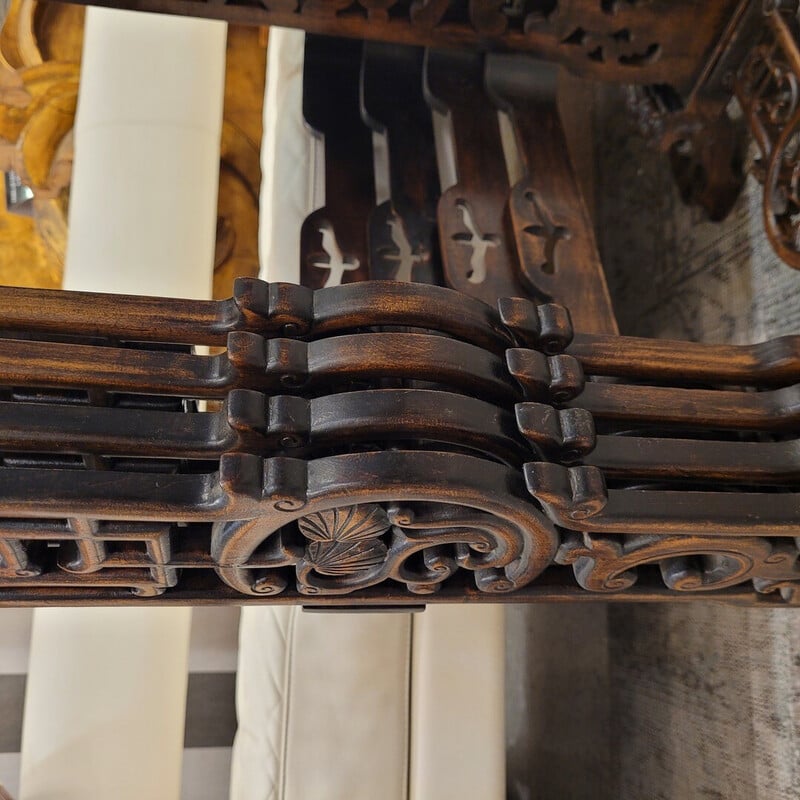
[259,27,321,285]
[410,605,506,799]
[231,608,412,800]
[64,8,227,299]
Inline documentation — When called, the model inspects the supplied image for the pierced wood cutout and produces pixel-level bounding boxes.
[0,35,798,606]
[557,533,800,601]
[426,49,526,302]
[211,451,559,597]
[300,36,373,287]
[487,55,617,331]
[362,43,442,284]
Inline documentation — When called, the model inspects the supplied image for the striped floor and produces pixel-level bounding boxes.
[0,606,240,798]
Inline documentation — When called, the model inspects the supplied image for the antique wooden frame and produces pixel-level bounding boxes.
[0,1,797,607]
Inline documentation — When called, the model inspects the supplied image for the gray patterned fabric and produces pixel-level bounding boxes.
[595,87,800,800]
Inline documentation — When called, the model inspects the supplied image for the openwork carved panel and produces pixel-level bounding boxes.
[734,3,800,269]
[0,34,797,607]
[46,0,738,88]
[211,451,559,597]
[0,280,796,607]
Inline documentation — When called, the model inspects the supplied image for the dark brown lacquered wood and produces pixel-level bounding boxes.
[0,467,224,522]
[211,450,560,597]
[0,337,228,397]
[310,281,516,354]
[0,290,796,606]
[572,382,800,432]
[0,331,520,401]
[525,462,800,536]
[487,57,618,334]
[0,389,532,465]
[300,36,373,288]
[0,279,532,352]
[426,48,526,303]
[733,3,800,270]
[308,390,532,465]
[44,0,739,91]
[298,333,520,402]
[586,435,800,485]
[569,332,800,386]
[0,278,316,344]
[362,44,442,285]
[556,531,800,595]
[0,24,798,607]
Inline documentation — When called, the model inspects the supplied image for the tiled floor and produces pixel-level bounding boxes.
[0,606,240,798]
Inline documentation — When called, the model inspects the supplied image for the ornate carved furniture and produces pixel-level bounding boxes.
[0,2,797,610]
[0,274,797,606]
[37,0,800,273]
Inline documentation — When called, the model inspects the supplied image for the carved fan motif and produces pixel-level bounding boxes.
[299,504,390,576]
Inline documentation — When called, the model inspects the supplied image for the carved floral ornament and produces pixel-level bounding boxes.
[210,449,562,599]
[216,0,706,79]
[207,445,800,602]
[299,505,390,577]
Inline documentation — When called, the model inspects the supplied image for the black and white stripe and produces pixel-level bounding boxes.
[0,607,240,799]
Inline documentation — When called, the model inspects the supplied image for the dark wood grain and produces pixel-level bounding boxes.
[488,57,618,333]
[300,36,373,288]
[426,48,525,303]
[0,27,796,606]
[569,332,800,386]
[44,0,739,91]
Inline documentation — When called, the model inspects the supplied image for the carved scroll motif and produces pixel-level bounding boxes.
[523,0,663,71]
[0,279,797,606]
[487,56,617,330]
[228,499,557,597]
[211,450,560,597]
[733,5,800,268]
[557,532,800,600]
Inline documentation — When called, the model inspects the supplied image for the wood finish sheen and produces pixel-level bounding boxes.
[0,26,797,606]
